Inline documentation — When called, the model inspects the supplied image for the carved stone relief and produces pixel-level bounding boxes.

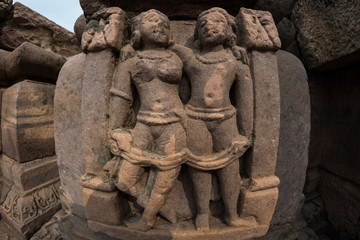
[55,6,281,240]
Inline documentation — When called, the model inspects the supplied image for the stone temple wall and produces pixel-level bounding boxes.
[0,0,358,240]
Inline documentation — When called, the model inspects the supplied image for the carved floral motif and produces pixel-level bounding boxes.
[2,182,60,225]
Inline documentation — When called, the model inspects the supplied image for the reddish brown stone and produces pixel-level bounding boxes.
[0,0,12,21]
[74,14,87,43]
[55,53,86,219]
[55,7,282,239]
[0,2,80,57]
[83,188,126,225]
[80,0,258,20]
[2,80,55,163]
[5,42,66,84]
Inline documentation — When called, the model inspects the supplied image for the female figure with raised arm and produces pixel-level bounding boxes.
[108,9,186,231]
[170,7,253,230]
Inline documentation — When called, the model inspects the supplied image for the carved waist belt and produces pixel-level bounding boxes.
[121,150,187,171]
[185,104,236,121]
[137,110,184,125]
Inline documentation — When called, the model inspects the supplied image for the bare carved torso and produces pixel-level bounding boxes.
[186,50,238,110]
[130,50,184,121]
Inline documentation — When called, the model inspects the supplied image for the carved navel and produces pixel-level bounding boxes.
[204,64,226,107]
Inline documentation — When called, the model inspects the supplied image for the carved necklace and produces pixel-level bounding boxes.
[137,50,172,60]
[195,51,230,64]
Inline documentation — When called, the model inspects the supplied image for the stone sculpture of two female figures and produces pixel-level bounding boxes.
[107,7,253,232]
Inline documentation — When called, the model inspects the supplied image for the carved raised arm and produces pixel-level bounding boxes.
[109,59,134,130]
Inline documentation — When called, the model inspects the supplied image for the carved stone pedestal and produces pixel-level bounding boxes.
[0,155,60,239]
[0,79,59,238]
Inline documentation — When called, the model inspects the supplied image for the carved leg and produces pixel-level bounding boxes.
[115,160,145,198]
[217,160,253,227]
[115,122,152,197]
[186,118,213,231]
[188,167,212,231]
[217,160,240,225]
[127,166,181,231]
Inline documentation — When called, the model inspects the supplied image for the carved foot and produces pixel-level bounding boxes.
[137,193,177,224]
[159,204,177,224]
[126,217,153,232]
[225,216,256,227]
[195,213,209,231]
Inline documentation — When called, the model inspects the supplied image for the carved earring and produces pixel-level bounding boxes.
[130,30,141,50]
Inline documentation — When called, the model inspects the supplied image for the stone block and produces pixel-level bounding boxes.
[74,14,86,42]
[2,80,55,163]
[55,53,86,218]
[320,170,360,240]
[83,188,126,226]
[303,168,321,194]
[293,0,360,70]
[246,50,280,178]
[240,187,279,225]
[276,18,296,50]
[81,50,117,176]
[271,50,309,225]
[4,42,66,84]
[0,2,80,57]
[0,50,10,86]
[313,64,360,185]
[6,155,58,192]
[0,0,12,21]
[236,8,281,51]
[255,0,296,23]
[1,180,61,239]
[80,0,257,20]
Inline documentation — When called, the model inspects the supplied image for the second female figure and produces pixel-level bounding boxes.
[109,9,186,231]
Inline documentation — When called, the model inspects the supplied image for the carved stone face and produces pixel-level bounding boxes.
[198,12,228,47]
[140,12,170,47]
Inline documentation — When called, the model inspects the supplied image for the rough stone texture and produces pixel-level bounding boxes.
[81,50,116,176]
[1,181,61,239]
[2,80,55,163]
[240,188,278,225]
[83,189,125,225]
[255,0,296,23]
[0,155,61,239]
[246,50,280,178]
[56,7,281,239]
[307,76,328,169]
[4,42,66,84]
[0,2,80,57]
[54,53,86,218]
[81,8,126,53]
[30,211,62,240]
[236,8,281,51]
[314,63,360,185]
[255,223,298,240]
[276,18,296,50]
[80,8,126,178]
[305,60,360,238]
[0,155,13,203]
[80,0,257,20]
[74,14,87,43]
[320,171,360,240]
[293,0,360,70]
[0,50,10,86]
[0,218,22,240]
[170,21,196,47]
[271,50,309,225]
[0,0,12,21]
[303,168,321,194]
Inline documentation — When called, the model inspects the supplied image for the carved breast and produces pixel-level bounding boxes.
[130,56,182,86]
